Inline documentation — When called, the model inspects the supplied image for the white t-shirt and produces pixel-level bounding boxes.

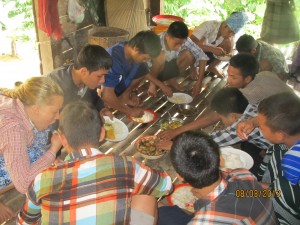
[192,20,224,47]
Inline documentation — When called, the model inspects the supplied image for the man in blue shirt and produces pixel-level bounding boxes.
[101,31,161,117]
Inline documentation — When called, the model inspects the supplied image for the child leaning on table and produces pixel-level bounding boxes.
[157,131,278,225]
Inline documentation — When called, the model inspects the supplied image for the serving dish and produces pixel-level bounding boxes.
[152,15,184,26]
[158,117,184,130]
[177,104,198,117]
[167,93,193,104]
[135,136,166,160]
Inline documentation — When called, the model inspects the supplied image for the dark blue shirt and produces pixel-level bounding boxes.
[103,42,149,95]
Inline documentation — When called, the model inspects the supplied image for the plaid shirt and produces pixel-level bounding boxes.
[210,104,272,150]
[256,40,289,75]
[17,148,172,225]
[188,169,278,225]
[152,32,208,68]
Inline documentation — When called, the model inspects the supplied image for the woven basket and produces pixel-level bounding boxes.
[88,26,129,48]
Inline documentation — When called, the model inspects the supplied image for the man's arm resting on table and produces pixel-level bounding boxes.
[178,111,220,133]
[159,111,220,140]
[145,73,173,97]
[101,86,135,116]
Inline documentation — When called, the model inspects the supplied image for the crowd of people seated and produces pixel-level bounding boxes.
[1,9,299,225]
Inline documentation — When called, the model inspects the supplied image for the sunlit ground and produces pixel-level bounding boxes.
[0,41,40,89]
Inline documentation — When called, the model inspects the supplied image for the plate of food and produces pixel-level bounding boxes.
[166,183,197,213]
[135,136,167,160]
[158,117,184,130]
[103,116,129,142]
[215,54,231,61]
[128,109,158,123]
[220,146,254,170]
[152,15,184,26]
[167,93,193,104]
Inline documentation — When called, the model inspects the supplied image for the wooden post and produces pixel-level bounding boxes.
[32,0,54,75]
[150,0,163,25]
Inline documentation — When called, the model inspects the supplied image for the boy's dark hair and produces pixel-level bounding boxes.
[210,87,248,116]
[170,131,220,189]
[258,92,300,135]
[74,44,113,72]
[167,21,189,39]
[236,34,258,53]
[229,53,259,79]
[128,30,161,58]
[59,101,102,150]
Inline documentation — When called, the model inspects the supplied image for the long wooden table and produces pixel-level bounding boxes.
[99,73,227,181]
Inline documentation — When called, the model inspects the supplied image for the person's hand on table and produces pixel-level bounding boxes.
[236,118,258,140]
[50,131,62,154]
[99,107,113,120]
[157,139,173,151]
[157,128,180,141]
[212,47,226,56]
[129,92,142,107]
[129,107,145,118]
[192,83,201,96]
[161,85,173,97]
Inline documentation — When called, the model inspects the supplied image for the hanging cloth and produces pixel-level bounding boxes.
[38,0,62,40]
[260,0,299,44]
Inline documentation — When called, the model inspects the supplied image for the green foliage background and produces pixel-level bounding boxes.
[164,0,300,39]
[1,0,34,41]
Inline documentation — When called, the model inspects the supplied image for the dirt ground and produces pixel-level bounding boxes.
[0,42,40,89]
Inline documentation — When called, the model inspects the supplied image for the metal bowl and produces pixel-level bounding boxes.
[158,117,184,130]
[178,104,197,117]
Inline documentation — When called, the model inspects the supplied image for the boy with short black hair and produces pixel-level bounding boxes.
[17,101,172,225]
[236,34,288,80]
[158,131,278,225]
[101,30,162,117]
[210,87,270,149]
[148,21,209,96]
[255,92,300,224]
[48,44,112,112]
[210,87,271,175]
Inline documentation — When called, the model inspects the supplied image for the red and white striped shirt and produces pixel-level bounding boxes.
[0,96,56,193]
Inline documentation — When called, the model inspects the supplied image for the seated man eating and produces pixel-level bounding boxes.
[157,131,278,225]
[101,30,162,118]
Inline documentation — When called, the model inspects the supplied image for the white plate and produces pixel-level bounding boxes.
[129,110,157,123]
[167,184,197,213]
[167,93,193,104]
[104,116,129,142]
[216,55,231,61]
[220,146,254,170]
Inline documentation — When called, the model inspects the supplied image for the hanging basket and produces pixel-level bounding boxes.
[88,26,129,48]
